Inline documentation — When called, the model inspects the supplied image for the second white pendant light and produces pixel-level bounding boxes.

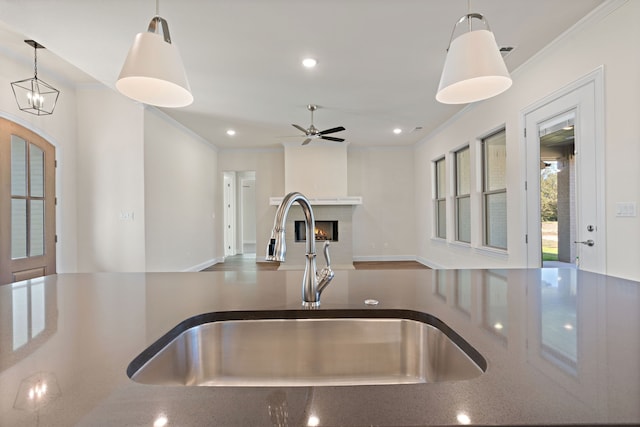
[436,11,512,104]
[117,0,193,108]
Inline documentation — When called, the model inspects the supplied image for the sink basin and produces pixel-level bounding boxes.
[127,309,485,386]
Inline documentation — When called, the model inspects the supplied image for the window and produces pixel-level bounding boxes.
[482,129,507,249]
[434,157,446,239]
[455,147,470,243]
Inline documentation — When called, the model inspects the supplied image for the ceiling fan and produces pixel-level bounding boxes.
[292,104,346,145]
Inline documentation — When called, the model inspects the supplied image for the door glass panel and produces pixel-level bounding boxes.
[30,143,44,197]
[11,199,27,259]
[30,200,45,257]
[11,135,27,196]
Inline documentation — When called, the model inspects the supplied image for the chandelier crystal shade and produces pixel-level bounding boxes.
[11,40,60,116]
[436,13,512,104]
[116,3,193,108]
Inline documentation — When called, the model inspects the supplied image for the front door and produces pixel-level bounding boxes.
[0,118,56,284]
[523,69,605,273]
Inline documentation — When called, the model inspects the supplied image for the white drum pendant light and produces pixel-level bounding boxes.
[436,12,511,104]
[116,1,193,108]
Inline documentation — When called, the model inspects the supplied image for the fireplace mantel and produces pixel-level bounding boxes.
[269,196,362,206]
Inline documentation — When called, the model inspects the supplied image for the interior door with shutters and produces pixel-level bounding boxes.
[0,118,56,285]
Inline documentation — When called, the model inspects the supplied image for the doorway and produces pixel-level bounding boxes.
[523,68,605,273]
[223,171,256,260]
[0,118,56,285]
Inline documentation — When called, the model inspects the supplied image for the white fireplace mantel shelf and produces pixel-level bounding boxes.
[269,196,363,206]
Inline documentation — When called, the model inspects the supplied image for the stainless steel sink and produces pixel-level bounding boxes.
[127,310,485,386]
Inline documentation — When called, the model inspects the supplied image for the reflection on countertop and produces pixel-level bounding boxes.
[0,269,638,426]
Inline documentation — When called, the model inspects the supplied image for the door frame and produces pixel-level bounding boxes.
[521,67,606,273]
[223,172,236,257]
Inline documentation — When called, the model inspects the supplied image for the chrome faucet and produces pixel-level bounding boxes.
[266,192,334,307]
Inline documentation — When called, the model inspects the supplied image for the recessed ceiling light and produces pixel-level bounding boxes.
[226,129,236,136]
[302,58,317,68]
[393,128,402,135]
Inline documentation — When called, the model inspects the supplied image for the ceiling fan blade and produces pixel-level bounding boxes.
[321,135,345,142]
[292,124,308,134]
[318,126,345,135]
[301,138,312,145]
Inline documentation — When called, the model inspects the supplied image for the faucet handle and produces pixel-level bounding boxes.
[317,241,334,294]
[322,241,332,268]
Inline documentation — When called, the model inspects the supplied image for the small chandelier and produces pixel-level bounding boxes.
[11,40,60,116]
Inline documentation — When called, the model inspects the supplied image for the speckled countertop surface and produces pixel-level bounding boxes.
[0,268,638,426]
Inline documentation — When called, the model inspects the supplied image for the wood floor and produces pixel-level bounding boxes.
[202,254,429,271]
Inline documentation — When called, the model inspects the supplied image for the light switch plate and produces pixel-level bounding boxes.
[615,202,637,217]
[119,211,135,221]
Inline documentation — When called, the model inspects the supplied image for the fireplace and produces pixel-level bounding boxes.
[271,204,355,270]
[295,220,338,242]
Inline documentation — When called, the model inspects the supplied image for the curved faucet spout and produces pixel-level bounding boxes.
[266,192,334,307]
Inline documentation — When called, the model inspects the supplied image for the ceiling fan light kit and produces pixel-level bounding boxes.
[116,0,193,108]
[436,12,512,104]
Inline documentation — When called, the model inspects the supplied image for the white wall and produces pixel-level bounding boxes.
[76,87,145,272]
[218,146,417,262]
[415,1,640,280]
[284,143,348,197]
[0,50,79,273]
[143,109,218,271]
[348,147,416,261]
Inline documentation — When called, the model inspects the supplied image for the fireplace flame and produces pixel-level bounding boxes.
[314,227,329,240]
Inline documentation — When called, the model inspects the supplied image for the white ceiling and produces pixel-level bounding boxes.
[0,0,604,149]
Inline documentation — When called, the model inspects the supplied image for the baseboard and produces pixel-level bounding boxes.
[352,255,417,262]
[183,257,223,272]
[278,263,355,271]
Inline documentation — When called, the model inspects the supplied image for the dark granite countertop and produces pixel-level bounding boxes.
[0,268,638,426]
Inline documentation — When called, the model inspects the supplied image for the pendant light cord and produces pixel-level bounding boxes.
[156,0,160,16]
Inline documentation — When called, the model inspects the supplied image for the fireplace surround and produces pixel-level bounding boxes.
[272,204,355,270]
